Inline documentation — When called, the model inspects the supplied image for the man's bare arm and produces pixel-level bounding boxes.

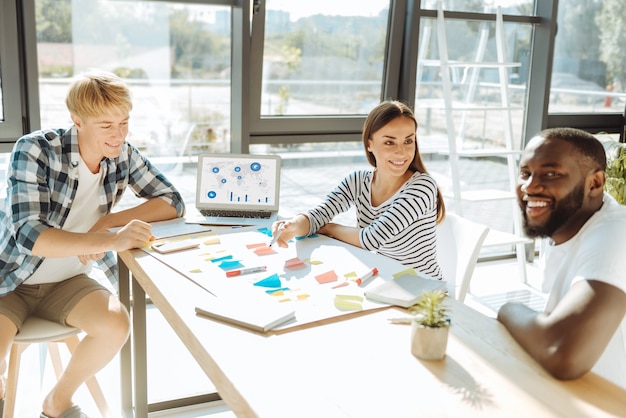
[498,280,626,380]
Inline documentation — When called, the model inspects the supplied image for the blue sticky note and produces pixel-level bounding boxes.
[219,260,243,269]
[295,234,318,240]
[211,254,233,263]
[257,227,272,236]
[266,287,290,295]
[254,274,281,288]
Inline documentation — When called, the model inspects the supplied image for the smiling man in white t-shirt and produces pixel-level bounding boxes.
[498,127,626,389]
[0,70,185,418]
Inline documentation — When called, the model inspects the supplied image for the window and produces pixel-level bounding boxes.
[421,0,534,15]
[259,0,389,117]
[35,0,232,160]
[414,15,532,152]
[0,0,26,148]
[549,0,623,114]
[248,0,394,147]
[545,0,625,139]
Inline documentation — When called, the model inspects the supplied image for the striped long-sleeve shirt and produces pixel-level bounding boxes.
[305,169,441,279]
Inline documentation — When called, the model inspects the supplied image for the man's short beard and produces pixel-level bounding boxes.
[522,182,585,239]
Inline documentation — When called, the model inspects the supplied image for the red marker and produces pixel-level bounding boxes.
[226,266,267,277]
[355,267,379,286]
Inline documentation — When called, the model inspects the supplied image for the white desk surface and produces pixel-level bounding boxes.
[119,236,626,418]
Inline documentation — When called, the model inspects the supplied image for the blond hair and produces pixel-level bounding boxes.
[66,70,132,120]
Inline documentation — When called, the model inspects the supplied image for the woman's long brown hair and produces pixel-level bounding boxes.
[362,100,446,223]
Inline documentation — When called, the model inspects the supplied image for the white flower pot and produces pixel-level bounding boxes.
[410,321,449,360]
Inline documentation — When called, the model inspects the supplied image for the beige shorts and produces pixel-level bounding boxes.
[0,273,109,332]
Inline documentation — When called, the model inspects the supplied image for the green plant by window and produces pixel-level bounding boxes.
[604,140,626,205]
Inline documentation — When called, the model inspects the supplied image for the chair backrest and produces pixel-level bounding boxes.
[436,212,489,302]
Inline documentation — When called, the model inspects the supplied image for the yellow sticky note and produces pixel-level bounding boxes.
[203,235,221,245]
[393,268,418,278]
[334,297,363,311]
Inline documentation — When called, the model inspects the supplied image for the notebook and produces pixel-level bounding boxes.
[195,300,296,333]
[364,274,447,308]
[187,153,281,226]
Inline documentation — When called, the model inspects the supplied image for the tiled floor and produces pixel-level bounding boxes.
[7,155,546,417]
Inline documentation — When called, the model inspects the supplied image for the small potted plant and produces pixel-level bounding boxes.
[409,289,451,360]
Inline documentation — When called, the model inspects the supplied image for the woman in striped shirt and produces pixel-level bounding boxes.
[271,100,445,279]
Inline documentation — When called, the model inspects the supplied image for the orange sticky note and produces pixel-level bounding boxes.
[315,270,338,284]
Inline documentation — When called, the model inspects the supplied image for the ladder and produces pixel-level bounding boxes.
[418,2,532,282]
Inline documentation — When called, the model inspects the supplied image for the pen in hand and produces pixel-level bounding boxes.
[269,223,285,247]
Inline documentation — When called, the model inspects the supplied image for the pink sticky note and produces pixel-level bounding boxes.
[254,245,276,255]
[315,270,338,284]
[284,257,306,269]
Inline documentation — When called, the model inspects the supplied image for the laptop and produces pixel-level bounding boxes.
[186,153,281,226]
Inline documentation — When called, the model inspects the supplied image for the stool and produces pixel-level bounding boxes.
[3,317,111,418]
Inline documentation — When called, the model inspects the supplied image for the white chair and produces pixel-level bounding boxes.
[436,212,489,302]
[3,317,111,418]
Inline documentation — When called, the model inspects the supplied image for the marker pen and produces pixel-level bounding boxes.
[226,266,267,277]
[268,223,285,247]
[355,267,379,287]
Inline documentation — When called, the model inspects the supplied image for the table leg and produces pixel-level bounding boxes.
[118,259,134,417]
[132,276,148,417]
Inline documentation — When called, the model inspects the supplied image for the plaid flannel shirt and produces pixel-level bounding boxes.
[0,127,185,296]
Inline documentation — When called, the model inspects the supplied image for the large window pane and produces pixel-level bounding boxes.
[414,13,532,243]
[34,0,229,402]
[36,0,231,160]
[549,0,625,114]
[415,17,531,152]
[260,0,389,116]
[0,0,26,146]
[421,0,534,15]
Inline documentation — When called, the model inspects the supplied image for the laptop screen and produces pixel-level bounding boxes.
[196,153,281,212]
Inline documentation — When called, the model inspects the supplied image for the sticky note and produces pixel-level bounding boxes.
[211,254,233,263]
[257,227,272,236]
[254,245,276,255]
[284,257,306,269]
[246,242,267,249]
[254,274,281,288]
[267,287,289,296]
[219,260,243,269]
[315,270,338,284]
[203,235,221,245]
[334,294,363,311]
[393,268,418,278]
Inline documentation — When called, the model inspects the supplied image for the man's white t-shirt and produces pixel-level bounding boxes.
[27,157,103,284]
[540,194,626,389]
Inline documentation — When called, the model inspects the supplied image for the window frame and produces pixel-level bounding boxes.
[0,0,24,151]
[244,0,405,151]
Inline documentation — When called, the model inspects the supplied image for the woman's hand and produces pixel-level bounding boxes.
[270,215,310,248]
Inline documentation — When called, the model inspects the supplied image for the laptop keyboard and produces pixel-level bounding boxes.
[200,209,271,219]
